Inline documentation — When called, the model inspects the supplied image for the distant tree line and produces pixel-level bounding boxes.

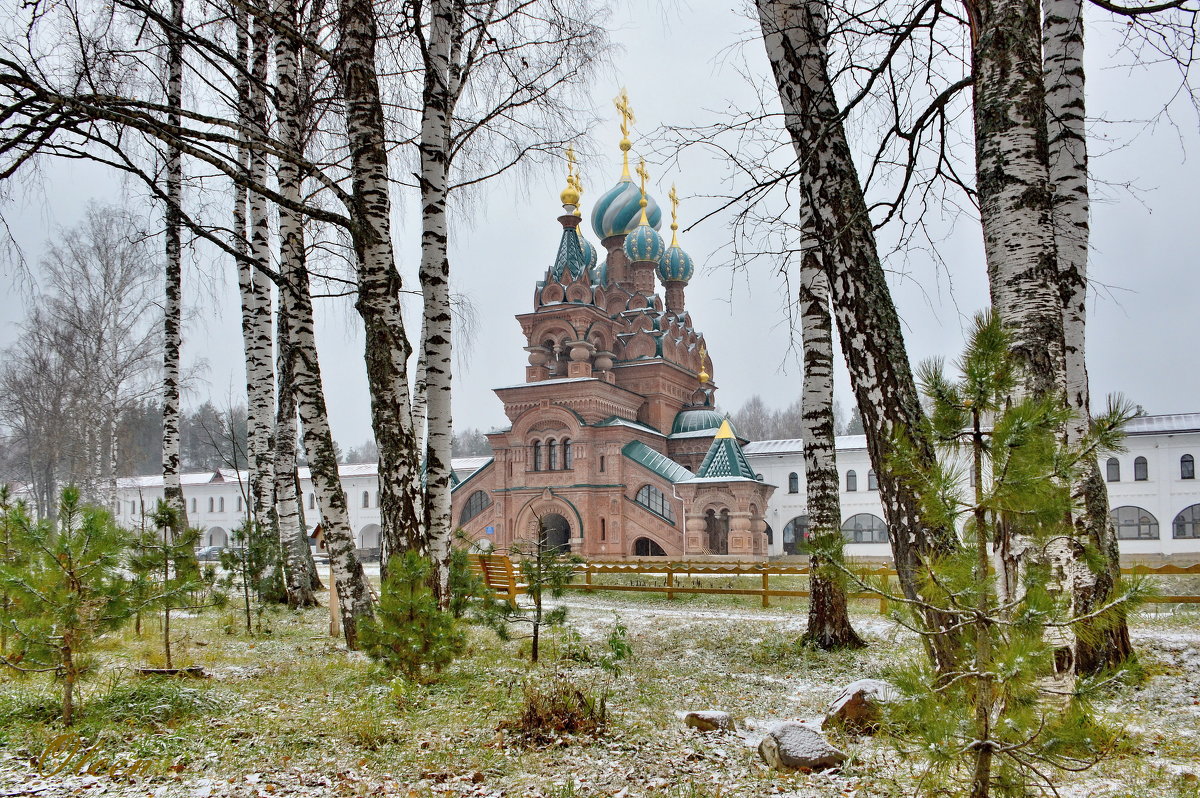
[728,395,861,441]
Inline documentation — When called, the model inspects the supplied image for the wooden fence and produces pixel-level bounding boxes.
[552,560,1200,612]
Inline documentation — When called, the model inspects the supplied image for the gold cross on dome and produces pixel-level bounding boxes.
[635,159,649,197]
[614,89,635,138]
[565,145,577,179]
[668,184,680,245]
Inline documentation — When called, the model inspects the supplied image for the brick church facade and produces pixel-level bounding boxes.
[450,109,774,559]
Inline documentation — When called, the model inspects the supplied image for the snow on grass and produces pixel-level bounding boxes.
[0,592,1195,797]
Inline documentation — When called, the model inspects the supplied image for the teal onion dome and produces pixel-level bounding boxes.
[623,220,666,263]
[549,225,590,282]
[579,234,598,270]
[592,258,608,286]
[658,243,694,282]
[591,178,662,239]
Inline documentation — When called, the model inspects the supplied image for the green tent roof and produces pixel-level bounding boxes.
[694,420,758,480]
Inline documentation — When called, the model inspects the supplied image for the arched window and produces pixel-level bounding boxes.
[362,491,370,509]
[1134,456,1148,481]
[867,470,878,491]
[788,472,799,494]
[532,441,542,471]
[1183,454,1195,480]
[1110,506,1159,540]
[460,490,491,526]
[308,493,315,510]
[563,439,573,469]
[782,515,809,555]
[236,496,243,513]
[1174,505,1200,539]
[548,440,559,470]
[218,496,225,512]
[1106,458,1120,482]
[845,470,857,492]
[208,497,214,512]
[633,537,667,557]
[635,485,676,523]
[190,498,197,513]
[841,513,888,544]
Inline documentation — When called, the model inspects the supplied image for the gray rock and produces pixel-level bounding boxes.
[757,721,847,771]
[680,710,734,732]
[822,678,898,735]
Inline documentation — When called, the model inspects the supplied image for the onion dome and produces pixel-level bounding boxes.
[592,178,662,239]
[579,235,598,270]
[657,184,694,282]
[624,217,665,263]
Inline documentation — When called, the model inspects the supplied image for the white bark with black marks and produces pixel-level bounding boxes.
[757,0,958,671]
[161,0,189,538]
[1042,0,1133,671]
[335,0,423,566]
[797,232,864,650]
[417,0,458,601]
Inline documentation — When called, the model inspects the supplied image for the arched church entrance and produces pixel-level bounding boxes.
[704,508,730,555]
[540,513,571,552]
[633,537,666,557]
[206,527,228,548]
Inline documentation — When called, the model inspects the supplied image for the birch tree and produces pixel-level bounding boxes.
[756,0,962,672]
[161,0,191,546]
[796,240,864,650]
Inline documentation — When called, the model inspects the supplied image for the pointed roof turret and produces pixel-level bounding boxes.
[693,419,759,480]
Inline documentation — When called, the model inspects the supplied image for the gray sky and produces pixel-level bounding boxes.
[2,1,1198,456]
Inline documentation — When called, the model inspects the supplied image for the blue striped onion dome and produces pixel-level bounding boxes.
[579,234,598,270]
[623,219,666,263]
[657,243,694,282]
[591,177,662,238]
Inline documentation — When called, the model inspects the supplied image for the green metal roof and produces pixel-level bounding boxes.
[593,415,663,435]
[694,421,758,480]
[621,440,694,484]
[671,407,724,435]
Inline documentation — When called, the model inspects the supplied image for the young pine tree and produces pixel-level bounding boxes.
[483,521,583,664]
[885,312,1140,798]
[0,488,136,724]
[129,501,224,669]
[359,550,464,682]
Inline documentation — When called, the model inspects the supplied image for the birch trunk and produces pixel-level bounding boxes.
[757,0,959,672]
[279,231,373,647]
[1042,0,1133,671]
[797,242,864,650]
[272,1,319,608]
[417,0,457,601]
[273,298,318,607]
[244,13,277,531]
[335,0,423,565]
[161,0,190,542]
[972,0,1066,404]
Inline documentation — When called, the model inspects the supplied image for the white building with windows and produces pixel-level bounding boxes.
[105,414,1200,564]
[744,413,1200,563]
[111,458,491,556]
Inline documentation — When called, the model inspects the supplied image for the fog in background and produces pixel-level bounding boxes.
[1,1,1197,465]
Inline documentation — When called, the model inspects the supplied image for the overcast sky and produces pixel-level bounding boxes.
[2,1,1198,459]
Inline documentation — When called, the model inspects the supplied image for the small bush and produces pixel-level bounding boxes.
[500,674,607,745]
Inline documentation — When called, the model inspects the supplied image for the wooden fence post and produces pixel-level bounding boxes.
[761,568,770,608]
[666,567,675,601]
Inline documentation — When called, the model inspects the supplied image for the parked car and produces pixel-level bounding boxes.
[195,545,226,562]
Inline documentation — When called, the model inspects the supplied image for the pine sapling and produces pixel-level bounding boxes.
[0,488,136,724]
[359,550,464,682]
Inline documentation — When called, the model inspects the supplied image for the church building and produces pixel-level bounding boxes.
[449,99,775,559]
